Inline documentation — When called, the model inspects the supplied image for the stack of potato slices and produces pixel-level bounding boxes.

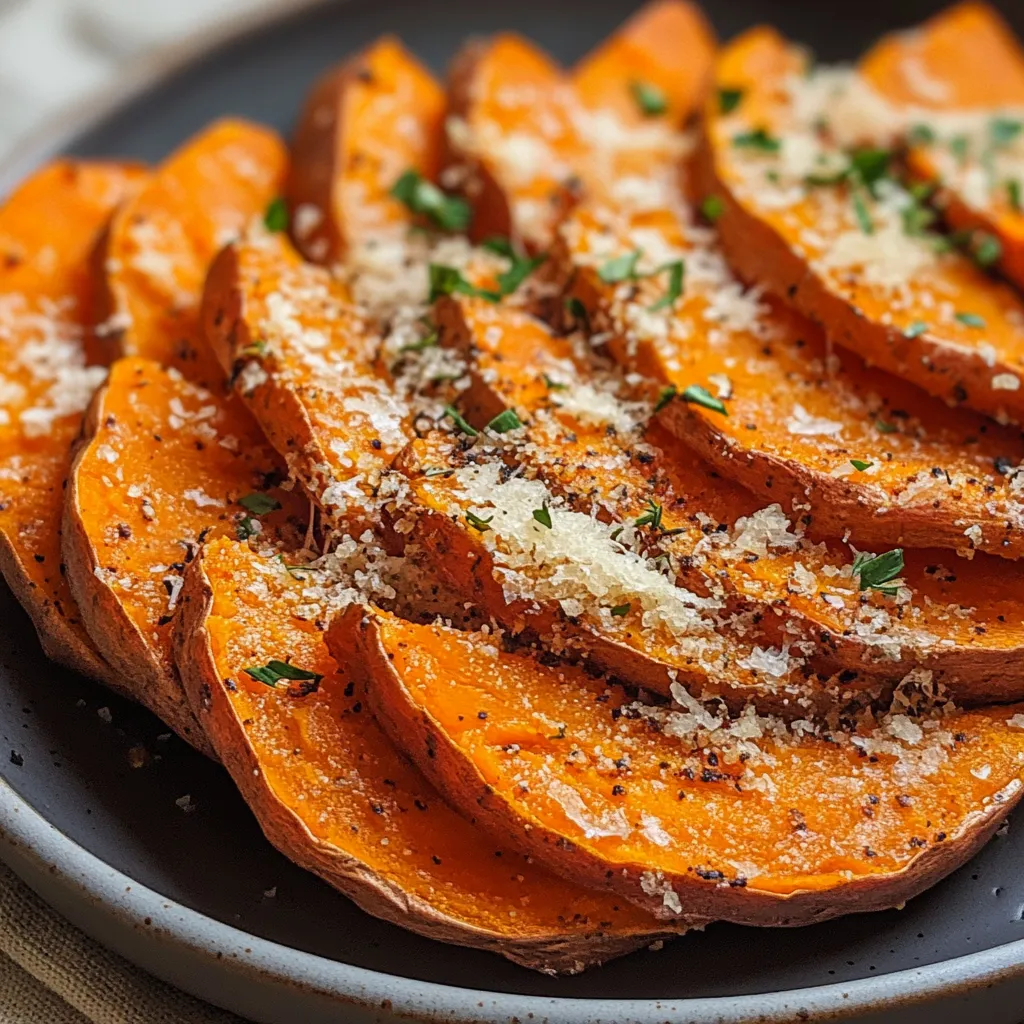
[4,0,1024,973]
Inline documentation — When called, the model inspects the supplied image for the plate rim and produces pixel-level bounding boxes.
[2,1,1024,1019]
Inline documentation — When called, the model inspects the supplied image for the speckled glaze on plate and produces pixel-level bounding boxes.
[3,1,1024,1021]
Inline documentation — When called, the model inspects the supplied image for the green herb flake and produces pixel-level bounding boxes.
[654,384,677,413]
[630,80,668,117]
[236,517,258,541]
[1008,179,1022,212]
[990,117,1023,147]
[700,195,725,222]
[903,320,929,339]
[610,603,631,617]
[717,87,744,114]
[681,383,727,415]
[239,338,267,358]
[851,548,905,595]
[239,492,281,515]
[244,659,323,691]
[875,419,898,434]
[401,327,439,352]
[543,373,567,391]
[848,148,892,190]
[465,510,494,531]
[851,192,874,235]
[634,498,664,531]
[564,295,591,334]
[263,197,289,233]
[955,311,986,329]
[598,250,643,283]
[497,252,547,296]
[532,504,553,529]
[850,459,873,471]
[907,123,936,146]
[486,409,523,434]
[732,128,781,153]
[442,404,479,436]
[428,264,500,304]
[950,134,970,163]
[390,169,471,232]
[648,260,685,312]
[972,232,1003,268]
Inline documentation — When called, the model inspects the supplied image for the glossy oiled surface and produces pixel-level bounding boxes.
[4,0,1024,1021]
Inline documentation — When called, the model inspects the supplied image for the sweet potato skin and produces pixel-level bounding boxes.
[96,119,287,388]
[696,28,1024,423]
[64,358,303,754]
[175,540,682,972]
[352,606,1024,927]
[287,36,445,265]
[0,160,146,687]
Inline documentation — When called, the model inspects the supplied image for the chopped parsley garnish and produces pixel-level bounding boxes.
[903,321,929,339]
[564,296,591,333]
[532,504,552,529]
[648,260,685,312]
[401,324,439,352]
[610,603,631,617]
[654,384,677,413]
[732,128,781,153]
[955,311,986,329]
[598,249,643,283]
[990,117,1023,147]
[907,123,936,146]
[850,459,873,472]
[239,338,267,358]
[700,195,725,222]
[483,236,548,295]
[263,197,288,233]
[465,510,493,531]
[681,383,727,415]
[236,518,258,541]
[486,409,523,434]
[851,193,874,235]
[239,492,281,515]
[543,373,567,391]
[717,87,744,114]
[630,80,668,117]
[949,135,969,164]
[901,199,935,237]
[851,548,905,595]
[442,404,478,436]
[847,148,893,190]
[244,660,323,692]
[971,232,1003,268]
[875,419,897,434]
[428,264,499,303]
[634,498,664,531]
[1008,179,1022,212]
[390,169,471,232]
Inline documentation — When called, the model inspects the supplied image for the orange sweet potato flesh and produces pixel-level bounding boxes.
[557,201,1024,560]
[437,295,1024,703]
[0,160,146,687]
[97,119,287,389]
[348,604,1024,927]
[696,28,1024,423]
[288,36,446,265]
[202,235,411,533]
[861,3,1024,290]
[175,538,681,972]
[64,358,305,752]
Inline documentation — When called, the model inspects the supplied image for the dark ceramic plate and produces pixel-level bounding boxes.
[3,1,1024,1021]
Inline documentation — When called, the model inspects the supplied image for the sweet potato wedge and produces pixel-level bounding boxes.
[202,235,412,533]
[346,604,1024,927]
[436,293,1024,703]
[556,201,1024,559]
[288,36,446,265]
[64,358,305,752]
[176,537,682,972]
[97,119,287,388]
[861,3,1024,290]
[696,27,1024,422]
[0,160,145,687]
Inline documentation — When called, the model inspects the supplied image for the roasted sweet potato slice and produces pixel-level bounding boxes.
[203,235,412,532]
[176,537,681,971]
[346,604,1024,927]
[445,34,582,249]
[861,3,1024,290]
[436,293,1024,703]
[0,160,145,686]
[97,119,287,388]
[556,201,1024,560]
[696,27,1024,422]
[288,36,446,265]
[65,358,305,752]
